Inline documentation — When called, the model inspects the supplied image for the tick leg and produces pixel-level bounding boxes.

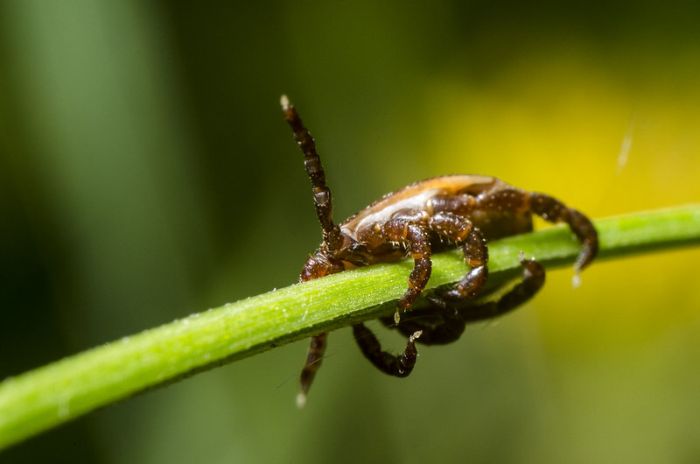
[458,257,545,323]
[429,212,488,300]
[383,218,432,322]
[297,333,327,407]
[387,257,544,343]
[281,96,342,251]
[352,217,429,378]
[380,308,466,345]
[530,193,598,272]
[352,323,422,377]
[296,253,344,407]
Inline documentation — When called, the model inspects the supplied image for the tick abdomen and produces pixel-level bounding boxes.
[341,175,532,242]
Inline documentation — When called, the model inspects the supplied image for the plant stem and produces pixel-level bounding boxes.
[1,205,699,450]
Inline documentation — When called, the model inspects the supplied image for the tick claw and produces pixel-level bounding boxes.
[572,272,581,288]
[409,330,422,343]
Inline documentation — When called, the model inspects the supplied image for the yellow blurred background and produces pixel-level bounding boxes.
[0,1,698,463]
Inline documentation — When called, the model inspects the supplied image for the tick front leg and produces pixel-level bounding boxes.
[281,96,342,251]
[383,218,432,323]
[352,323,422,377]
[297,252,344,407]
[530,193,598,272]
[429,212,488,300]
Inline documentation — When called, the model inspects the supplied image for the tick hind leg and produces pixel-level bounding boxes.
[530,193,598,272]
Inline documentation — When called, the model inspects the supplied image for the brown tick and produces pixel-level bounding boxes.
[281,95,598,406]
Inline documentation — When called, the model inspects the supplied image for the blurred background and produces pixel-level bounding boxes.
[1,1,699,463]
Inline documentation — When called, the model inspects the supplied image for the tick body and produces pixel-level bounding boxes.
[281,96,598,407]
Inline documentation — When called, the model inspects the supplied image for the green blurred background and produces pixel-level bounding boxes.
[1,1,699,463]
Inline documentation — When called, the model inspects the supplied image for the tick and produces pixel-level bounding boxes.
[281,96,598,406]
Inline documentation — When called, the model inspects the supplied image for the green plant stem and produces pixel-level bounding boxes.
[1,205,699,450]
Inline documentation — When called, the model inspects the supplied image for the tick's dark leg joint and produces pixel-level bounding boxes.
[300,251,344,283]
[429,212,474,243]
[352,323,421,377]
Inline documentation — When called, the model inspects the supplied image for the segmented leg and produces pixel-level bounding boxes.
[297,333,327,408]
[352,323,422,377]
[457,257,545,323]
[382,218,432,322]
[296,253,344,407]
[429,212,489,300]
[281,95,342,250]
[349,217,431,377]
[387,258,545,343]
[282,96,348,406]
[530,193,598,272]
